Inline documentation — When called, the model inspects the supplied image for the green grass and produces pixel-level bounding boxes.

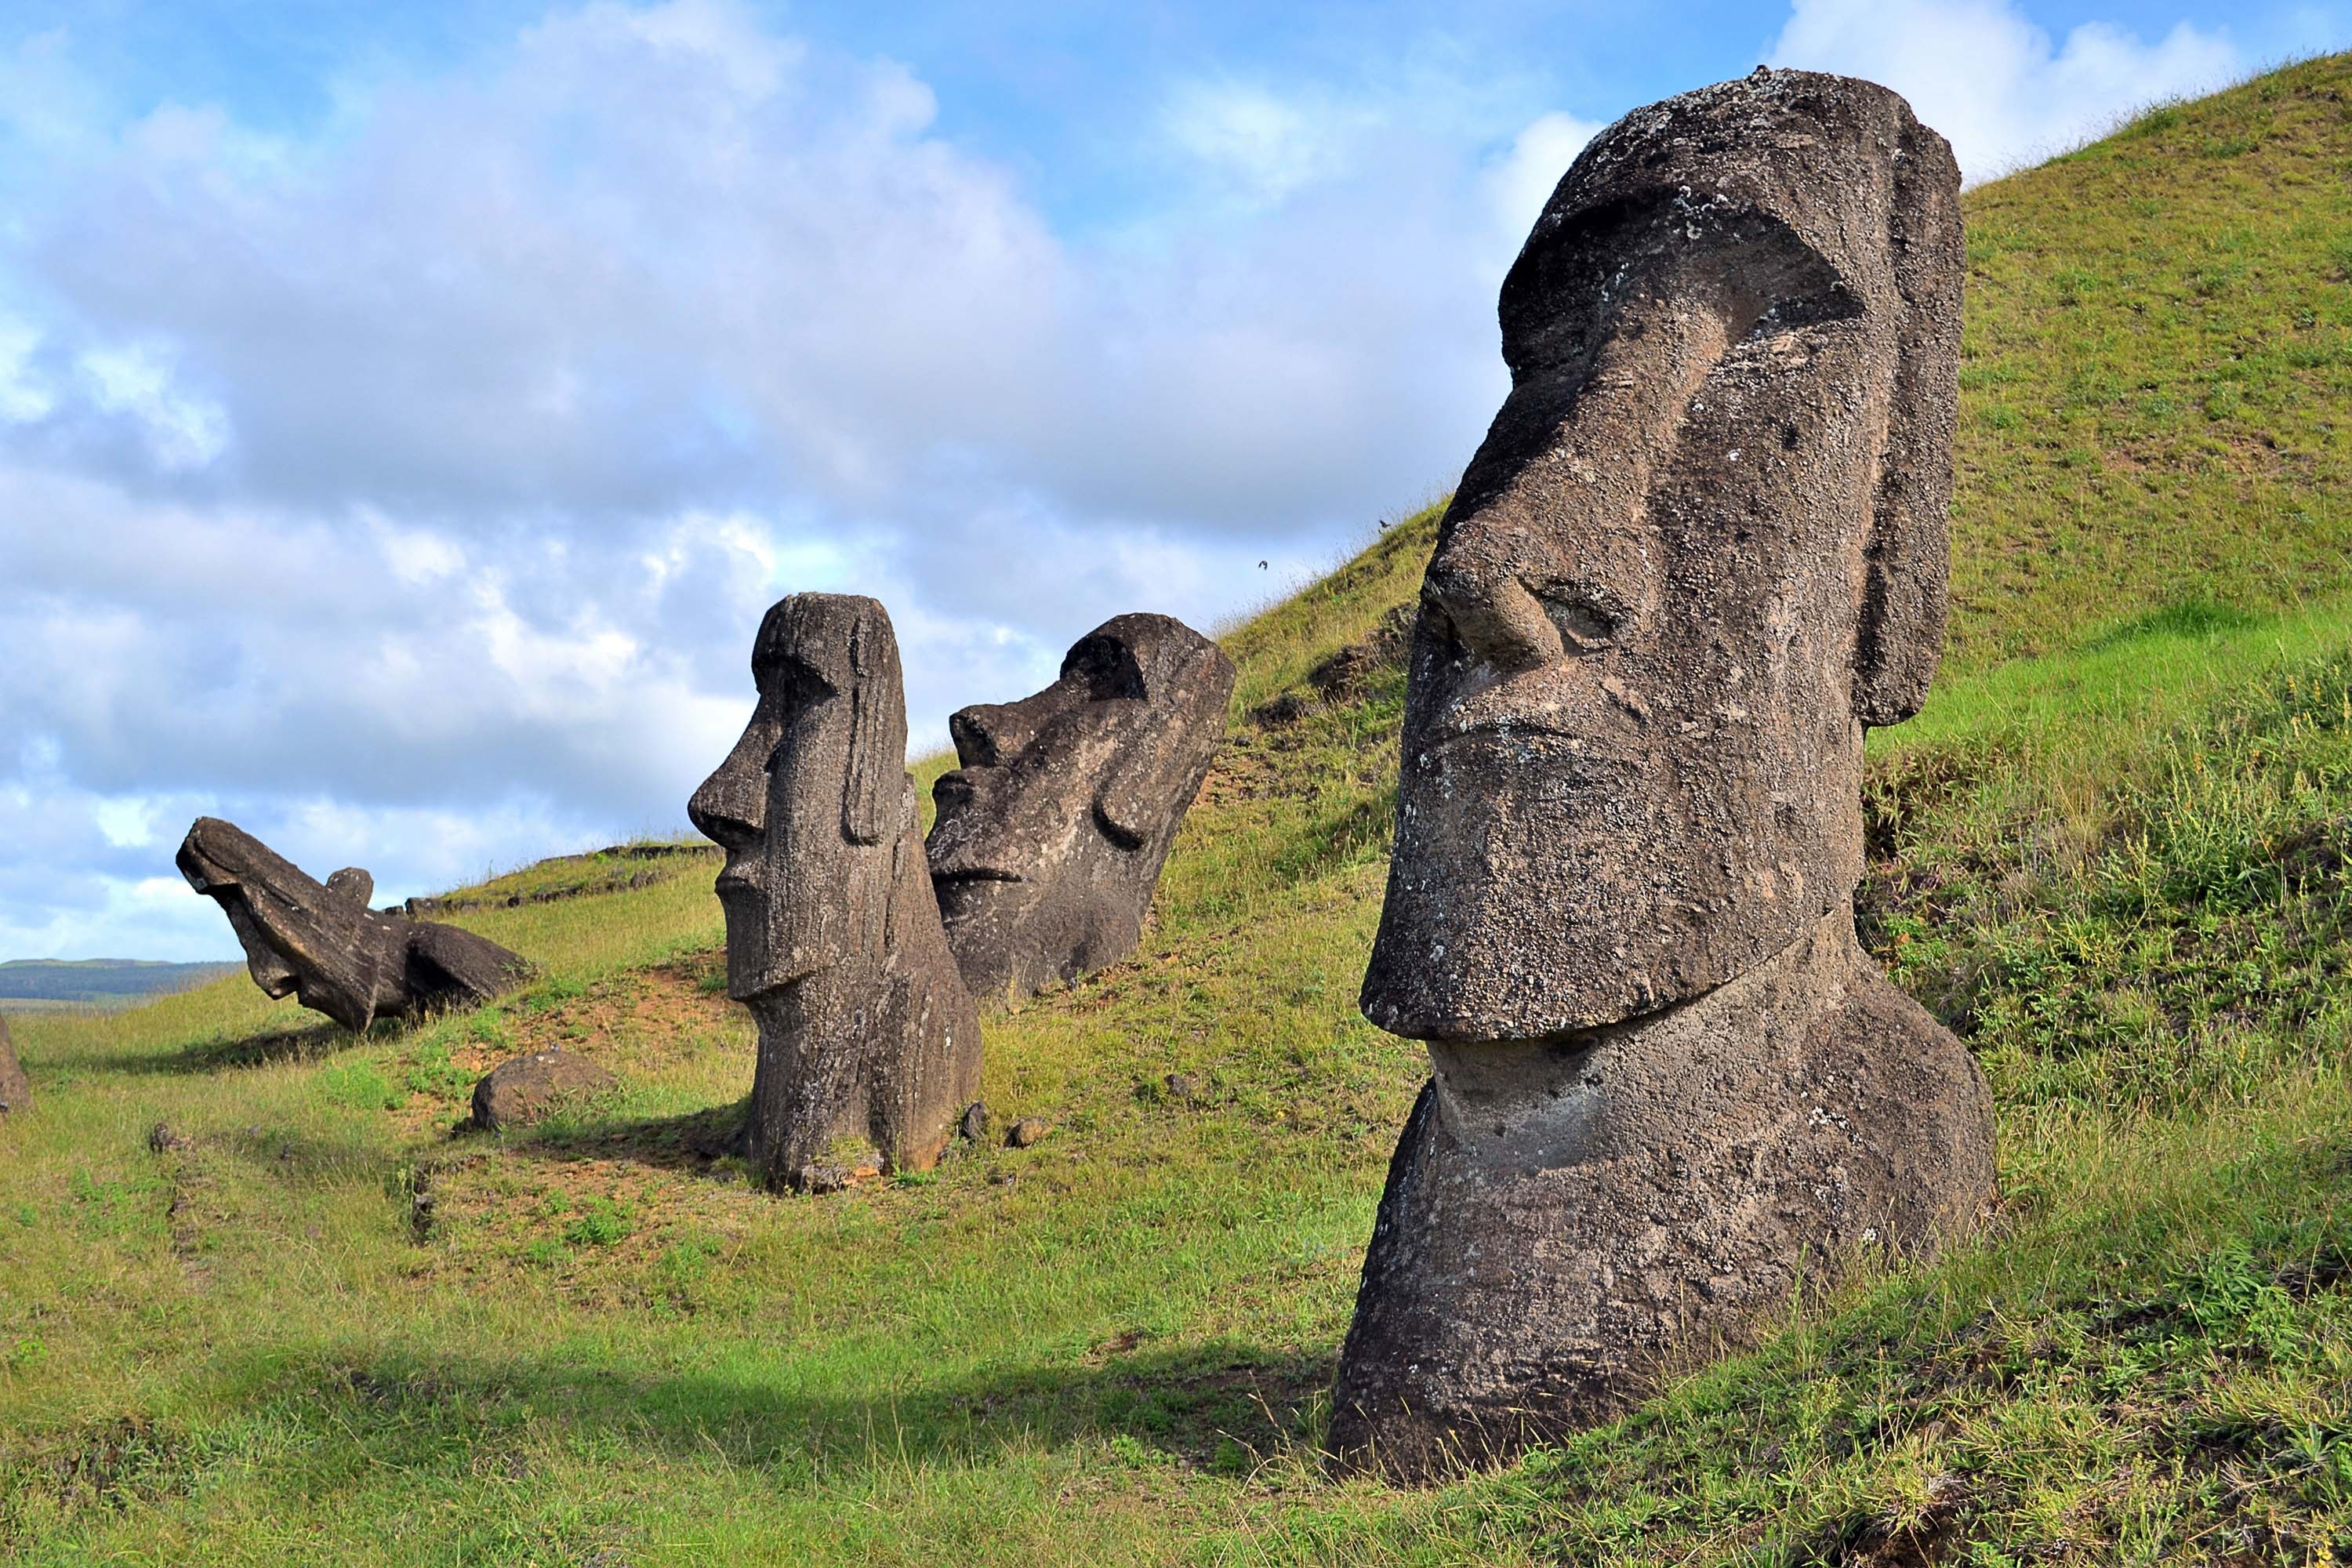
[1949,54,2352,668]
[9,55,2352,1566]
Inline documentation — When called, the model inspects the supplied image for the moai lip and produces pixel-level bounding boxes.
[1327,68,1997,1483]
[927,612,1235,1003]
[689,593,982,1192]
[176,817,528,1034]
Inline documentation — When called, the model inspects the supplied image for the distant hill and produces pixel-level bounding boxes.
[0,957,241,1011]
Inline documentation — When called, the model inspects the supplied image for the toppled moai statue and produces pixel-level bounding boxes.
[1327,69,1997,1482]
[0,1014,27,1116]
[177,818,528,1033]
[689,593,982,1192]
[927,614,1235,1000]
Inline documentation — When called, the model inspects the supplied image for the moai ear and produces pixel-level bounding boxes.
[1853,118,1964,729]
[841,611,896,846]
[325,867,375,907]
[1092,744,1155,851]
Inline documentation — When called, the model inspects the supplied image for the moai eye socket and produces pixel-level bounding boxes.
[1533,583,1628,655]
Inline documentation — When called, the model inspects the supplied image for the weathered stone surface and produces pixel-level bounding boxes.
[689,593,983,1192]
[470,1050,619,1131]
[1330,70,1994,1482]
[177,818,530,1034]
[1332,912,1994,1476]
[928,614,1235,1002]
[0,1015,27,1116]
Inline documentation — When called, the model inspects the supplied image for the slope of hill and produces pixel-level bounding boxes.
[0,960,241,1014]
[5,56,2352,1566]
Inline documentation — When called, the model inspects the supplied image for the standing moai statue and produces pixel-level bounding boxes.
[1327,69,1998,1481]
[177,818,528,1033]
[689,593,982,1192]
[927,613,1236,1002]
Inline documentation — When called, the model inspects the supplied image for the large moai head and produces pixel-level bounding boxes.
[178,817,408,1033]
[927,613,1235,1000]
[176,817,526,1033]
[1362,68,1963,1042]
[688,593,912,1004]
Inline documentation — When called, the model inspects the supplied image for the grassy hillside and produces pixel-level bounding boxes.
[6,56,2352,1566]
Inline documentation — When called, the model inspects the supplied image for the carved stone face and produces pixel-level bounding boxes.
[926,613,1234,999]
[688,593,908,1003]
[1361,71,1961,1043]
[176,817,401,1032]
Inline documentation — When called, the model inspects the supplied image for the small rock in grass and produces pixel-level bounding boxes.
[959,1101,989,1142]
[796,1163,851,1195]
[1163,1073,1201,1103]
[1006,1117,1050,1149]
[470,1049,617,1131]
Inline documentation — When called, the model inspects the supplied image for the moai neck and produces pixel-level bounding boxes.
[1424,902,1864,1174]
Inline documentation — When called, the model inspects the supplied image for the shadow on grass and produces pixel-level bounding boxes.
[289,1335,1337,1480]
[45,1018,368,1078]
[496,1099,750,1174]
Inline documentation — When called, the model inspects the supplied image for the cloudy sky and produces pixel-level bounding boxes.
[0,0,2336,960]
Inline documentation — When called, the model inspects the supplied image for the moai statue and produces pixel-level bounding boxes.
[177,818,528,1033]
[0,1014,27,1116]
[689,593,982,1192]
[1327,70,1998,1481]
[927,613,1236,1002]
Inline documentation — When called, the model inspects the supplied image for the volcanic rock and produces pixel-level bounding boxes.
[470,1050,619,1131]
[1328,68,1995,1482]
[928,614,1235,1003]
[176,818,528,1034]
[689,593,983,1192]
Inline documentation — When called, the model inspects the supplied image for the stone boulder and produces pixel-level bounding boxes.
[928,613,1235,1001]
[176,818,530,1034]
[471,1050,618,1131]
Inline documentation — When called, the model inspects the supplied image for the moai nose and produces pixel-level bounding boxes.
[1421,525,1568,677]
[949,702,1038,768]
[688,730,771,851]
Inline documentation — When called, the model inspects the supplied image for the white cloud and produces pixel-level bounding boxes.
[1480,111,1604,252]
[0,0,1618,958]
[1162,79,1374,209]
[1768,0,2242,179]
[0,318,51,422]
[76,343,231,470]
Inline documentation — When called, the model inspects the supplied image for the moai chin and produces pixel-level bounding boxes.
[927,613,1236,1002]
[1327,69,1998,1482]
[689,593,982,1192]
[177,817,528,1033]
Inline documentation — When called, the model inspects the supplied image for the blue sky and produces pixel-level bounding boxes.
[0,0,2340,962]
